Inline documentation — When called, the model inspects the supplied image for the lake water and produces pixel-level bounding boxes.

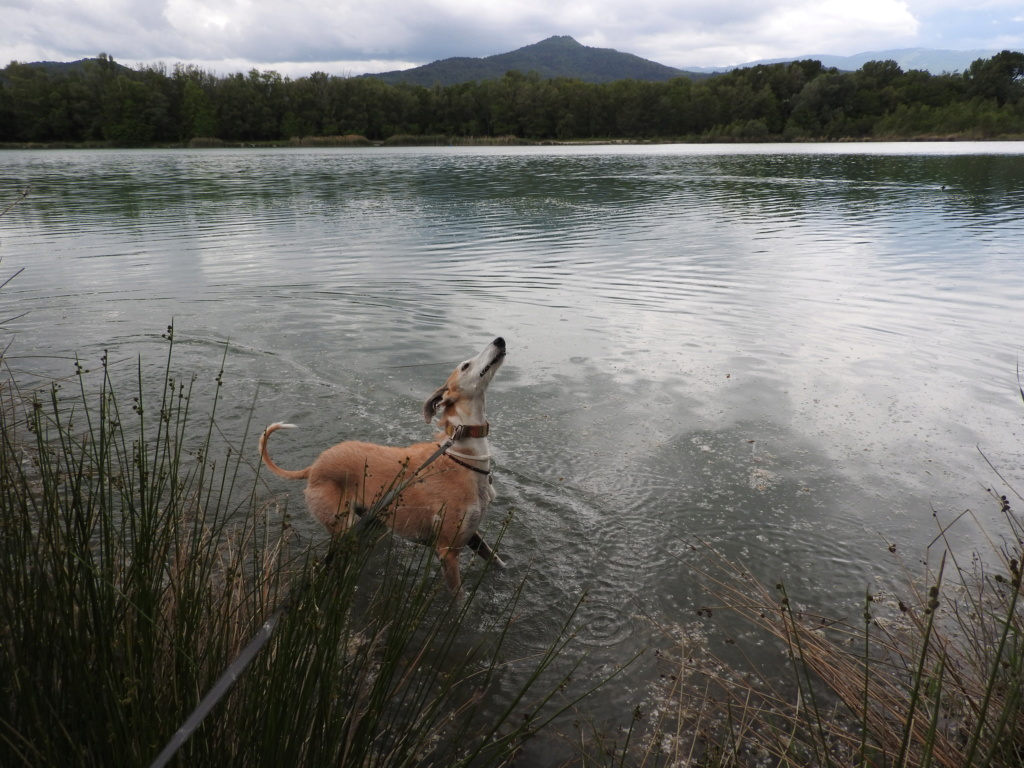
[2,143,1024,747]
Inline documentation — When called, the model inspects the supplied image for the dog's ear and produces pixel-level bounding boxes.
[423,386,448,423]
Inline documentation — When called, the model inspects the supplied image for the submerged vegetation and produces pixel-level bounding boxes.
[1,50,1024,145]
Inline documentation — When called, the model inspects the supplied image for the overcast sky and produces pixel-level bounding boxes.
[3,0,1023,78]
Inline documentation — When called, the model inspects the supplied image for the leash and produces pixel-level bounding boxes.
[149,433,466,768]
[351,436,455,531]
[148,600,291,768]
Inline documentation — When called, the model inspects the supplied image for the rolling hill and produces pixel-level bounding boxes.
[684,48,1003,75]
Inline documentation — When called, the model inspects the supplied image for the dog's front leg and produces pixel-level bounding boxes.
[467,533,506,568]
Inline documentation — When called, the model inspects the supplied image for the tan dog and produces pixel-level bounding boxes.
[259,337,507,595]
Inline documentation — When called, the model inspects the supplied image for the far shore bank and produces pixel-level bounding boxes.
[3,132,1024,151]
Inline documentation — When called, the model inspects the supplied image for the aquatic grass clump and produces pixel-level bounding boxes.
[0,325,589,767]
[382,134,532,146]
[290,134,373,147]
[607,491,1024,768]
[187,137,227,148]
[450,135,532,146]
[0,333,276,766]
[382,133,455,146]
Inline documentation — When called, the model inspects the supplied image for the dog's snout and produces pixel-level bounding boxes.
[493,337,505,350]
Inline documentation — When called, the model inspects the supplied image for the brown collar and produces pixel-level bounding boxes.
[445,422,489,439]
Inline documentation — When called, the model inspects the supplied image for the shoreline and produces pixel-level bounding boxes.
[3,133,1024,151]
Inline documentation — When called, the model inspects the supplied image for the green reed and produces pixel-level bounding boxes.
[0,324,589,767]
[289,134,374,147]
[617,488,1024,768]
[382,134,531,146]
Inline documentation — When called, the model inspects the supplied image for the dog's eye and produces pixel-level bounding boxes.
[461,362,470,372]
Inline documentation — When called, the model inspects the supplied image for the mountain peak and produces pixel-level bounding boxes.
[529,35,583,47]
[363,35,697,87]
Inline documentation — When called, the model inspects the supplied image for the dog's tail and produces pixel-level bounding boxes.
[258,422,311,480]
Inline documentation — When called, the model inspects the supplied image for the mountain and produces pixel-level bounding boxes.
[685,48,1004,75]
[362,35,707,86]
[15,57,134,76]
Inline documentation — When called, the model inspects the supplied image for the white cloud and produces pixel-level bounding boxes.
[761,0,919,53]
[624,0,918,66]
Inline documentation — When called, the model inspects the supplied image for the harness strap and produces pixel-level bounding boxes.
[443,450,492,476]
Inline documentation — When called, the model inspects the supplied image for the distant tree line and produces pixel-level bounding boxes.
[1,51,1023,145]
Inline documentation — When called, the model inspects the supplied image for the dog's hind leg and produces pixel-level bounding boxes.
[467,533,506,568]
[351,503,388,533]
[438,547,464,597]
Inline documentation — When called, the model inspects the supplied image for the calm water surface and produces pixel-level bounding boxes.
[2,143,1023,744]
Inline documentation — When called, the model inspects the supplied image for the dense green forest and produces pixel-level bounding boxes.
[1,50,1023,145]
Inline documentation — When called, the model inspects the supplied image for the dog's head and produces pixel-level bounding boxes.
[423,337,506,425]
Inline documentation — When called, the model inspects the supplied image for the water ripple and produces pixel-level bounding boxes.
[4,144,1024,687]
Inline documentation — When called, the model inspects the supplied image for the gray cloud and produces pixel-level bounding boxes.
[2,0,1021,77]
